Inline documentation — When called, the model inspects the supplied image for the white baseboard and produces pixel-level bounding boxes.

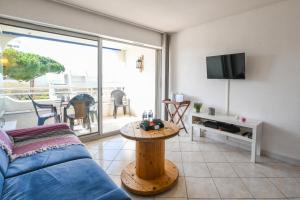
[79,131,119,143]
[262,150,300,166]
[195,130,300,166]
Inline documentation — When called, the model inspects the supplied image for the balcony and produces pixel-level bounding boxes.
[1,85,139,136]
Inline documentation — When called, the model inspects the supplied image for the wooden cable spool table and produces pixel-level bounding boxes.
[120,121,180,196]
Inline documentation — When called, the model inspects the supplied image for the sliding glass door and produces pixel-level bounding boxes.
[101,40,157,134]
[0,19,161,137]
[0,23,99,136]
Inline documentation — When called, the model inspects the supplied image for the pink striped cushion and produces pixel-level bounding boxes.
[0,129,13,154]
[7,124,69,137]
[12,135,82,158]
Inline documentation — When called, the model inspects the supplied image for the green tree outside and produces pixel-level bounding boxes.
[2,48,65,97]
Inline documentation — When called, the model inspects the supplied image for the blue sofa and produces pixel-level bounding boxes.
[0,126,130,200]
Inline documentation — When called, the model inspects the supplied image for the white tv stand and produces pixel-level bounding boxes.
[191,112,263,163]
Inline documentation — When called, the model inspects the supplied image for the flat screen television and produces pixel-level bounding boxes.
[206,53,245,79]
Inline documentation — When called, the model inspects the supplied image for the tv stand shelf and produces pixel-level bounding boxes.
[191,112,263,163]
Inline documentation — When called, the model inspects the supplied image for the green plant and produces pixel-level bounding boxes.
[194,102,202,113]
[2,48,65,92]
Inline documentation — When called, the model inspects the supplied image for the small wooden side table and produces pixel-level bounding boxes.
[120,121,180,196]
[162,99,191,133]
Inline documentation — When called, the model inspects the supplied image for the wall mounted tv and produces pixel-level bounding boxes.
[206,53,245,79]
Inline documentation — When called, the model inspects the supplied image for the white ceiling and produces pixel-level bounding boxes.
[53,0,282,32]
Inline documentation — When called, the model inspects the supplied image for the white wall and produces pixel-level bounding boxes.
[101,45,156,117]
[170,0,300,161]
[123,46,156,116]
[0,0,161,47]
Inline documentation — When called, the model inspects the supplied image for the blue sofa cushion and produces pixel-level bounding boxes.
[0,172,4,199]
[2,158,130,200]
[0,150,9,177]
[6,145,92,178]
[0,150,9,198]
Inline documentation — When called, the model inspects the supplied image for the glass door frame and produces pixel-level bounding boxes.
[100,39,162,136]
[0,17,163,139]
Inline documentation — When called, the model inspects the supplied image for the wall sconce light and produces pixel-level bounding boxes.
[136,55,144,72]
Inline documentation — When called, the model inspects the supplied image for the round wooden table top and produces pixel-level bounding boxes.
[120,121,180,141]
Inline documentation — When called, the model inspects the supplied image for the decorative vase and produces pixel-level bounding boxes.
[194,102,202,113]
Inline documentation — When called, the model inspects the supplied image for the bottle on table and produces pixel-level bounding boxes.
[148,110,153,122]
[142,111,148,121]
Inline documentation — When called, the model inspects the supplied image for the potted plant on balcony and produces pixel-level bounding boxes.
[194,102,202,113]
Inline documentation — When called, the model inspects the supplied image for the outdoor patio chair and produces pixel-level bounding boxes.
[28,95,60,126]
[111,89,130,119]
[64,94,95,132]
[89,104,98,123]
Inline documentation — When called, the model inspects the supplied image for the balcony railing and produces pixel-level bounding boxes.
[1,85,135,132]
[1,85,125,103]
[1,84,129,118]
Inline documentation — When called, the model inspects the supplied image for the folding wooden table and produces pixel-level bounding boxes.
[162,99,191,133]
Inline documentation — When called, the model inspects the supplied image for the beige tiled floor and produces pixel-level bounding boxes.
[85,132,300,200]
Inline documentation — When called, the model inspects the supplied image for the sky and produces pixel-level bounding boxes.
[9,37,98,76]
[5,36,127,87]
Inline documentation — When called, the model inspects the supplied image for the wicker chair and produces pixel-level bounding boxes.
[64,94,95,131]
